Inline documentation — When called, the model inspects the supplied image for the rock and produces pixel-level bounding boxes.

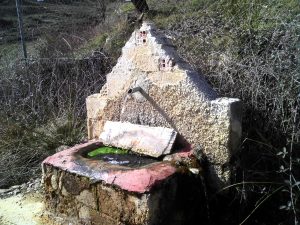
[0,189,10,195]
[33,182,40,191]
[61,186,69,197]
[76,190,97,209]
[51,174,58,190]
[20,184,26,189]
[13,189,20,195]
[0,178,42,199]
[189,168,200,174]
[10,185,20,190]
[78,205,90,220]
[42,164,198,225]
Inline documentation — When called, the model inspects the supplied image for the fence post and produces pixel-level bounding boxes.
[15,0,27,60]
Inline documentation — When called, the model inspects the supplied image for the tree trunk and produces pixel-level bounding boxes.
[131,0,149,13]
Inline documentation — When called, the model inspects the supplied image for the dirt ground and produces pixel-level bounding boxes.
[0,192,44,225]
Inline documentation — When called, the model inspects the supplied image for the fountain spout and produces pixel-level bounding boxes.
[128,87,142,94]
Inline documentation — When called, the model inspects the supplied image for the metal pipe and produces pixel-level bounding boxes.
[128,87,142,94]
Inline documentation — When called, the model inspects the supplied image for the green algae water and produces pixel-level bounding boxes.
[87,146,158,168]
[87,146,128,157]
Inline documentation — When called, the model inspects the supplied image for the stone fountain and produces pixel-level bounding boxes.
[42,21,241,225]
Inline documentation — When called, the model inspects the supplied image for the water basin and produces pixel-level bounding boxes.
[85,146,159,168]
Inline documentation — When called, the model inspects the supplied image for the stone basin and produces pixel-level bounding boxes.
[42,140,208,225]
[85,148,160,169]
[43,140,178,193]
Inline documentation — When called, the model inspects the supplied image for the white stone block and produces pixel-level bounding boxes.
[99,121,177,158]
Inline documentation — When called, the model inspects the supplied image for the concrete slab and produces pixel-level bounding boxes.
[99,121,177,157]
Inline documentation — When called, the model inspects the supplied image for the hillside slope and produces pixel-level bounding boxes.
[0,0,105,44]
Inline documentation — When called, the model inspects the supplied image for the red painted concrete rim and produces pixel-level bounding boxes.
[42,140,178,193]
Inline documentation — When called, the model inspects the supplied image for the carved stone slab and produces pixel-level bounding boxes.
[99,121,177,158]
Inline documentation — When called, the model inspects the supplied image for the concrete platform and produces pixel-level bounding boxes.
[100,121,177,158]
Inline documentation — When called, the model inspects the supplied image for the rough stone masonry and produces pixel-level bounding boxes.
[86,21,242,187]
[42,141,207,225]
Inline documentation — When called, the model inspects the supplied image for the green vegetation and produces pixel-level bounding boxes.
[0,0,107,61]
[87,146,128,157]
[0,0,106,44]
[146,0,299,149]
[120,2,136,13]
[75,33,108,58]
[0,59,109,186]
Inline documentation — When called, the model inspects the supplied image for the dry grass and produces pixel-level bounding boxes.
[0,57,109,188]
[0,0,135,189]
[146,0,299,224]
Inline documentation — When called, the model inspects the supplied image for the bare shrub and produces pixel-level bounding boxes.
[0,56,110,188]
[0,0,133,189]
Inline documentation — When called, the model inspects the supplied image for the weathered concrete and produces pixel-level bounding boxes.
[86,21,242,186]
[100,121,177,157]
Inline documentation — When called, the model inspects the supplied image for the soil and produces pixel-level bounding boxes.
[0,192,44,225]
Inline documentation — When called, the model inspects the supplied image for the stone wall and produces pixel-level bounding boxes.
[42,164,207,225]
[86,22,242,186]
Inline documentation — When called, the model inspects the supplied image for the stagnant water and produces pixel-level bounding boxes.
[86,146,159,168]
